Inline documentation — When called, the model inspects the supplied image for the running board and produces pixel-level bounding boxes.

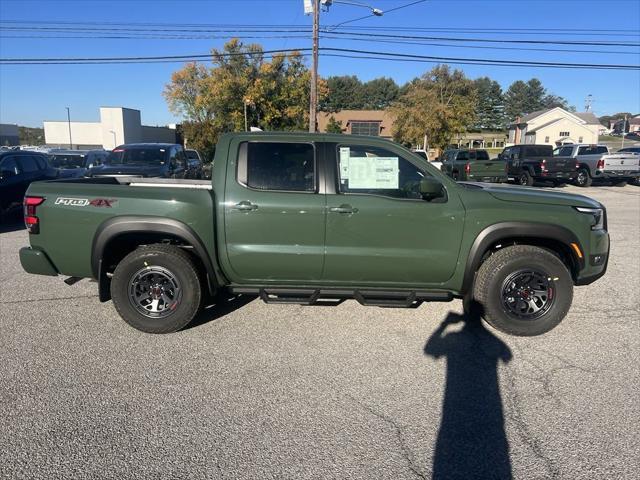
[231,287,453,308]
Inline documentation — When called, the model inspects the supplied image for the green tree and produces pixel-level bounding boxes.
[18,126,45,145]
[504,80,532,120]
[390,65,477,150]
[472,77,504,130]
[361,77,400,109]
[325,116,343,133]
[319,75,364,111]
[504,78,571,120]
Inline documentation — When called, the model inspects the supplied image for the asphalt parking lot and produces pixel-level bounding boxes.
[1,185,638,480]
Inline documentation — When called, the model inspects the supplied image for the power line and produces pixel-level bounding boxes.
[2,46,638,69]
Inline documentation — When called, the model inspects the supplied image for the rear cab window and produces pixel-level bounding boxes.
[107,147,168,165]
[237,142,316,192]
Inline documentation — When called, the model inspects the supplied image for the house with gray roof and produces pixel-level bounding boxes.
[508,107,603,146]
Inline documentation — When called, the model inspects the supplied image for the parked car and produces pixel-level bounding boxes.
[0,150,57,222]
[19,132,609,337]
[49,150,108,178]
[412,149,442,171]
[441,149,507,183]
[553,144,640,187]
[185,149,204,179]
[617,147,640,185]
[499,144,577,187]
[87,143,190,178]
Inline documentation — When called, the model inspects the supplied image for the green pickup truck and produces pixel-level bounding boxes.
[441,148,508,183]
[20,133,609,336]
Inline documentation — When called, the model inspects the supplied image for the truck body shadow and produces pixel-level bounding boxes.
[184,294,256,330]
[424,310,513,480]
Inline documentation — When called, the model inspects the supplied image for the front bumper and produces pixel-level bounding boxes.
[575,229,610,286]
[19,247,59,276]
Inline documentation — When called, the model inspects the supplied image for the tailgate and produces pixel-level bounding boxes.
[470,159,506,177]
[545,156,575,174]
[602,154,640,172]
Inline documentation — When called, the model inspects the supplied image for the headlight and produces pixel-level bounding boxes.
[575,207,604,230]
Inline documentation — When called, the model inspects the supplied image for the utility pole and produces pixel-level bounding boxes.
[309,0,320,133]
[66,107,73,149]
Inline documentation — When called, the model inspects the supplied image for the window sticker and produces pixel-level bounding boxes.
[347,156,399,189]
[339,147,350,181]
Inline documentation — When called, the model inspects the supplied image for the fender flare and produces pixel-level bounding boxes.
[461,221,584,295]
[92,216,226,299]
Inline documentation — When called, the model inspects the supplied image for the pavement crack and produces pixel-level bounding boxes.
[345,394,428,480]
[1,294,98,305]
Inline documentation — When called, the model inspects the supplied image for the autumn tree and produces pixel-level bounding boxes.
[390,65,477,150]
[164,39,322,153]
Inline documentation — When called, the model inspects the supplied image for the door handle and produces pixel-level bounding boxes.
[234,201,258,211]
[329,204,358,214]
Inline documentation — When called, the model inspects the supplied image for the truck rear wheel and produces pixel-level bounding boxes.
[575,168,592,187]
[473,245,573,336]
[111,244,202,333]
[518,171,534,186]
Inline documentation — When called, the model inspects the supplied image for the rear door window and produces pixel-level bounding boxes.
[19,155,40,173]
[238,142,315,192]
[557,146,575,156]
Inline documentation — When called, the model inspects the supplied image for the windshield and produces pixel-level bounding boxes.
[106,148,168,165]
[186,150,199,160]
[49,154,86,169]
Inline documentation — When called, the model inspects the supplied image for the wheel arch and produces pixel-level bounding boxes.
[92,216,226,301]
[461,222,584,295]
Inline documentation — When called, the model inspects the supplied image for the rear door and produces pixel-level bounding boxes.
[0,155,23,215]
[323,141,464,286]
[222,139,326,282]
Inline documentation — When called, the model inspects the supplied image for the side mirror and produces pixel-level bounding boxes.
[420,177,445,200]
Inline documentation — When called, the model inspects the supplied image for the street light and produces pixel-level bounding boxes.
[307,0,383,133]
[66,107,73,149]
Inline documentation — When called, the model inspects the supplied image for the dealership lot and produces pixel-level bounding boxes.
[1,185,638,479]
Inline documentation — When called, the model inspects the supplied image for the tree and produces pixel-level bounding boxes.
[472,77,504,130]
[361,77,400,109]
[504,78,571,120]
[325,116,343,133]
[164,39,322,151]
[390,65,477,150]
[319,75,364,111]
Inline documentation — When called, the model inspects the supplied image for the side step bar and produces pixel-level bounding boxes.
[231,287,453,308]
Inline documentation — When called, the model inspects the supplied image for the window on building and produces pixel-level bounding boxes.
[578,136,583,143]
[559,131,570,137]
[350,121,381,136]
[337,144,431,199]
[545,136,550,143]
[238,142,315,192]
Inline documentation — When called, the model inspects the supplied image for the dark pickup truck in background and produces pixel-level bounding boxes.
[499,144,577,187]
[19,132,609,337]
[441,149,507,183]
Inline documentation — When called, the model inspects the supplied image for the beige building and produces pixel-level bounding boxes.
[317,110,395,138]
[508,107,601,146]
[44,106,177,150]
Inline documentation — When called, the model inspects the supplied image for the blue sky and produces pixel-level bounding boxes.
[0,0,639,127]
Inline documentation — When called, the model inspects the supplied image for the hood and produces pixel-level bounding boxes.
[461,183,601,208]
[88,164,166,177]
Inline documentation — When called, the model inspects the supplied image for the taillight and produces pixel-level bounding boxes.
[596,158,605,170]
[541,159,547,172]
[465,163,471,175]
[575,161,580,170]
[24,196,45,234]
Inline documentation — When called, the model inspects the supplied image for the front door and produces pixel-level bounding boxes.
[223,139,326,283]
[323,142,465,287]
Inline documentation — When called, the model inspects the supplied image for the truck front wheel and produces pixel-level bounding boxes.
[111,244,203,333]
[473,245,573,336]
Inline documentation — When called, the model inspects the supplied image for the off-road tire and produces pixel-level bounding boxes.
[519,171,534,186]
[473,245,573,336]
[575,168,592,187]
[111,244,202,333]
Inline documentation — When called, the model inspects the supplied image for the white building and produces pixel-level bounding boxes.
[508,107,602,146]
[44,107,176,150]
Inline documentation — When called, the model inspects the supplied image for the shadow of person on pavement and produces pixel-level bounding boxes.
[424,310,513,480]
